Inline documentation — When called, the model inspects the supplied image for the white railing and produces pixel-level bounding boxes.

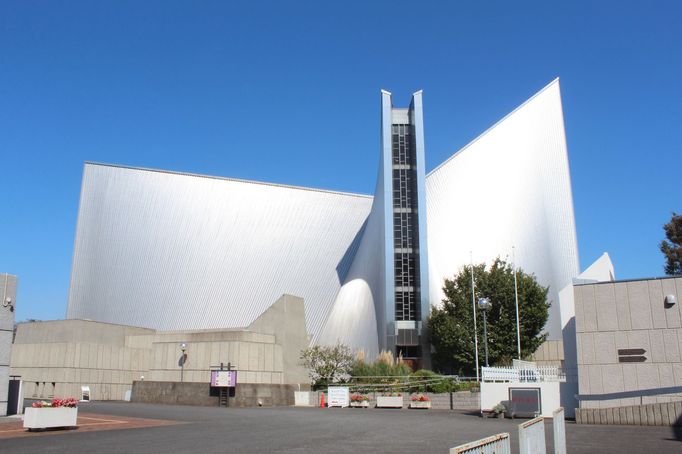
[450,433,511,454]
[482,364,565,383]
[513,359,537,369]
[518,417,546,454]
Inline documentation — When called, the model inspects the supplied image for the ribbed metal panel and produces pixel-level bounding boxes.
[317,91,392,357]
[425,79,579,340]
[67,164,372,345]
[67,81,580,356]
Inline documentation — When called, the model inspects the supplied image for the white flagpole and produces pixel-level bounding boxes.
[513,246,521,360]
[471,251,480,382]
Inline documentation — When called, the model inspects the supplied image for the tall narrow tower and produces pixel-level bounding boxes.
[380,90,430,367]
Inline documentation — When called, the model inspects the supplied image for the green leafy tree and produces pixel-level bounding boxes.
[300,343,354,389]
[660,212,682,276]
[428,258,550,376]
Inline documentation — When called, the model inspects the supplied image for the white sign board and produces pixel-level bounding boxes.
[81,386,91,402]
[211,370,237,387]
[327,386,349,408]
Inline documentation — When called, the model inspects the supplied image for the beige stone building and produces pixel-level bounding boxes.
[575,276,682,410]
[10,295,309,402]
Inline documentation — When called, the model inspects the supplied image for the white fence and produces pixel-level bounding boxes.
[518,416,546,454]
[450,433,511,454]
[552,408,566,454]
[482,365,564,383]
[452,408,566,454]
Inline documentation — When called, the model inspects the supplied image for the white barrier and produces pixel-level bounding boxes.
[450,433,511,454]
[294,391,318,406]
[552,407,566,454]
[518,417,546,454]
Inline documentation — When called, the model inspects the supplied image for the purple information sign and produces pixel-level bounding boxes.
[210,370,237,387]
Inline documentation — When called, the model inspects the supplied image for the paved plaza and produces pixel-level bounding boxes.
[1,402,680,453]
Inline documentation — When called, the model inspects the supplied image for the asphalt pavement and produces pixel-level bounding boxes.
[1,401,679,453]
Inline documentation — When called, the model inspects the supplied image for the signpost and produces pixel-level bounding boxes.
[618,348,647,363]
[211,370,237,387]
[327,386,350,408]
[210,362,237,407]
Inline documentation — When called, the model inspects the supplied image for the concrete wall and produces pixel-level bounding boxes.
[11,320,154,401]
[246,294,309,385]
[131,381,297,407]
[576,401,682,426]
[1,274,17,415]
[575,277,682,409]
[10,294,310,401]
[144,330,283,384]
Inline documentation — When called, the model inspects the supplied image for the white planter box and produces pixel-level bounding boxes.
[409,401,432,409]
[23,407,78,430]
[350,401,370,408]
[376,396,403,408]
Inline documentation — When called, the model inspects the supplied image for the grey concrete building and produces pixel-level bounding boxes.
[10,294,309,404]
[1,273,17,415]
[575,276,682,410]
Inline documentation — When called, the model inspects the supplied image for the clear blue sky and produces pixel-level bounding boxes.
[1,1,680,322]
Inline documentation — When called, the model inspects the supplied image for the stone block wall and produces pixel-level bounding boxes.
[575,277,682,409]
[1,274,17,415]
[576,401,682,426]
[344,391,479,410]
[530,340,564,367]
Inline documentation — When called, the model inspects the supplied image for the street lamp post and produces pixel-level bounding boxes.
[512,246,521,360]
[470,253,480,382]
[478,298,491,367]
[180,342,187,382]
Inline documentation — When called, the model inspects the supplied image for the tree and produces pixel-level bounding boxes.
[428,258,550,376]
[660,212,682,276]
[300,343,354,389]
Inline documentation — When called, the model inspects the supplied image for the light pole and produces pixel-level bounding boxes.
[180,342,187,382]
[470,252,480,382]
[478,298,491,367]
[512,246,521,360]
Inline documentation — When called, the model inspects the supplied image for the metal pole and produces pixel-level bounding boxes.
[471,252,480,382]
[513,246,521,360]
[482,310,489,367]
[181,348,185,382]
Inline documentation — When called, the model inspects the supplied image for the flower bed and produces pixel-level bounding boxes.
[376,394,403,409]
[24,398,79,431]
[409,393,431,409]
[349,393,370,408]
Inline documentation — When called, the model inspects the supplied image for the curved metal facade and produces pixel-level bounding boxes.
[67,79,579,357]
[67,164,372,346]
[425,79,579,340]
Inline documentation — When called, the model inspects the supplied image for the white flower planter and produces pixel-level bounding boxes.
[409,401,432,409]
[23,407,78,430]
[376,396,403,408]
[350,401,370,408]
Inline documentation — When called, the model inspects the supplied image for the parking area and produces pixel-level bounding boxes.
[0,412,182,440]
[0,402,680,453]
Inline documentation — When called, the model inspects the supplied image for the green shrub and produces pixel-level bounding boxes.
[408,369,456,393]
